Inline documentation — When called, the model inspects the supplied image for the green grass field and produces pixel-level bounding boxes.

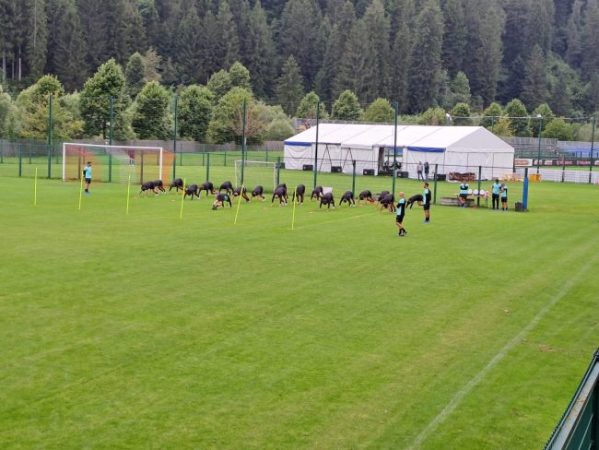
[1,169,598,449]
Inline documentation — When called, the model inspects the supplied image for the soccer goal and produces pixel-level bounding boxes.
[62,143,173,184]
[234,160,277,191]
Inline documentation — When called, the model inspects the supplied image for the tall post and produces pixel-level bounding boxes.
[276,157,281,186]
[313,100,320,189]
[173,94,178,180]
[108,96,114,182]
[352,160,356,194]
[391,101,398,196]
[491,116,495,133]
[589,115,596,184]
[522,167,529,210]
[477,166,482,207]
[433,164,439,204]
[241,98,247,185]
[47,94,53,178]
[536,115,543,174]
[206,152,210,181]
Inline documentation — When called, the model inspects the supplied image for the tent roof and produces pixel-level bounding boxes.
[285,124,513,153]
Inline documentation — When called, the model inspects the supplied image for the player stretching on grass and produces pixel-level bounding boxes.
[422,182,431,223]
[83,161,92,194]
[396,192,407,237]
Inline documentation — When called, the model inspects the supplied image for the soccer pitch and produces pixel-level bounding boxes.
[1,173,598,449]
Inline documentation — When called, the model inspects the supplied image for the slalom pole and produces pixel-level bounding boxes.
[34,167,38,206]
[78,174,84,211]
[234,185,244,225]
[126,174,131,215]
[179,178,186,220]
[291,188,298,231]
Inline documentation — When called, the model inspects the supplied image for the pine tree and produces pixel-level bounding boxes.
[245,0,276,98]
[390,19,412,112]
[441,0,467,77]
[449,71,471,106]
[361,0,391,102]
[565,0,584,68]
[276,56,304,116]
[334,20,369,101]
[463,0,505,106]
[216,1,240,70]
[46,0,87,92]
[581,0,599,80]
[480,102,503,129]
[521,45,548,110]
[172,6,202,84]
[125,52,146,98]
[451,102,471,125]
[408,0,444,112]
[280,0,322,88]
[25,0,48,80]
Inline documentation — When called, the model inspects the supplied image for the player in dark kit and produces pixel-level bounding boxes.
[251,185,265,200]
[212,192,232,209]
[339,191,355,206]
[233,186,250,202]
[422,182,431,223]
[396,192,407,237]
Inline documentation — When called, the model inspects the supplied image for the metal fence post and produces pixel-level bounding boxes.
[0,140,3,163]
[477,166,482,207]
[224,151,227,167]
[206,153,210,181]
[173,94,178,180]
[392,101,398,196]
[276,157,281,186]
[313,101,320,189]
[433,164,439,204]
[522,167,529,210]
[589,115,596,184]
[108,96,114,182]
[18,144,22,177]
[352,160,356,194]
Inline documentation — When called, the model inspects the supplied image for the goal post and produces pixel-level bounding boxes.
[234,160,277,191]
[62,143,173,184]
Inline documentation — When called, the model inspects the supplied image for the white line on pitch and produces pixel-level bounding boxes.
[407,254,596,450]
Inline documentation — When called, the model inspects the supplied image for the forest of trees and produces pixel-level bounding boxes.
[0,0,598,142]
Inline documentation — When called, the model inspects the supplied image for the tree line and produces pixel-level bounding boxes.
[0,0,598,118]
[0,56,593,146]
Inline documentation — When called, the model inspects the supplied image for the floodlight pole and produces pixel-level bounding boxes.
[313,101,320,189]
[47,94,53,178]
[109,96,114,182]
[392,101,398,196]
[241,98,247,185]
[173,94,178,180]
[536,115,543,174]
[589,114,596,184]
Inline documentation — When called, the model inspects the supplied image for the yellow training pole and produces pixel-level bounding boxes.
[126,174,131,215]
[291,188,298,230]
[179,178,186,219]
[78,175,84,211]
[234,185,244,225]
[34,167,38,206]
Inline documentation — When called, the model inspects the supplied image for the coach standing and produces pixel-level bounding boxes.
[491,179,501,210]
[422,182,431,223]
[83,161,92,194]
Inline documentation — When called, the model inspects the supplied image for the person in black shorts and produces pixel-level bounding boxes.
[500,183,508,211]
[422,182,431,223]
[212,192,232,209]
[395,192,407,236]
[82,161,92,194]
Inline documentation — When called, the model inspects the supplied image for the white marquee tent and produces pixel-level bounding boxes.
[284,124,515,180]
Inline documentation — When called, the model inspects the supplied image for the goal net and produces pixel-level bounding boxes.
[234,160,277,191]
[62,143,174,184]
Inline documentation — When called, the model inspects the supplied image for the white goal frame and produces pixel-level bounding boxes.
[62,143,164,181]
[234,159,277,190]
